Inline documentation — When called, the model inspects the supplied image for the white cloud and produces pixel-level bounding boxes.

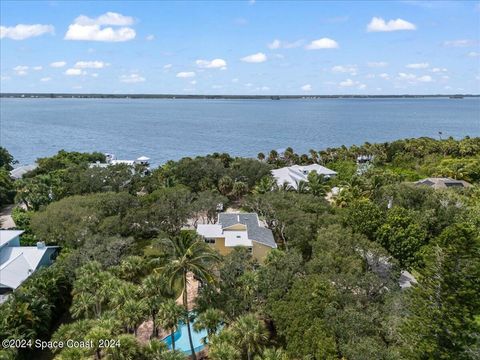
[406,62,429,69]
[431,67,447,73]
[366,17,416,32]
[91,73,99,78]
[257,86,270,91]
[397,73,433,83]
[301,84,312,91]
[397,72,417,80]
[0,24,54,40]
[268,39,281,49]
[244,83,253,87]
[163,64,173,69]
[65,68,86,76]
[339,79,354,87]
[1,76,11,81]
[468,51,480,57]
[190,80,197,85]
[119,73,145,83]
[232,78,239,83]
[241,52,267,63]
[196,58,227,69]
[367,61,388,67]
[305,38,339,49]
[146,34,155,41]
[267,39,303,49]
[176,71,196,78]
[40,77,51,82]
[443,39,476,47]
[338,78,366,89]
[64,12,136,42]
[50,61,66,68]
[74,60,109,69]
[379,73,390,80]
[73,12,134,26]
[331,65,357,75]
[417,75,433,82]
[13,65,28,76]
[33,66,43,71]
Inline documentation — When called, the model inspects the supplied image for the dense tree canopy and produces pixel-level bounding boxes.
[1,137,479,360]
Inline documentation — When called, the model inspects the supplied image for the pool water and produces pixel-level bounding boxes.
[163,320,208,353]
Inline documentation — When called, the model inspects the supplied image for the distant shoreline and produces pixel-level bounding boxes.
[1,93,479,100]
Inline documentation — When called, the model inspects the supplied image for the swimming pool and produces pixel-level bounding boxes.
[162,319,208,353]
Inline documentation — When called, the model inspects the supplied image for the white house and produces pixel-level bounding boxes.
[0,230,59,292]
[271,164,337,190]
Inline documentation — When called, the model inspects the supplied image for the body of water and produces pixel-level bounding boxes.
[1,98,479,166]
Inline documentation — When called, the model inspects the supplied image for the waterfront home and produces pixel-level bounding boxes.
[415,177,472,189]
[196,213,277,262]
[272,164,337,190]
[0,230,59,292]
[9,164,38,179]
[90,153,150,168]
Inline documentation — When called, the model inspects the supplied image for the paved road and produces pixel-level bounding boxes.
[0,204,16,229]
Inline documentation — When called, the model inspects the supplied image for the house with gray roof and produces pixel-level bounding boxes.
[415,177,472,189]
[196,213,277,262]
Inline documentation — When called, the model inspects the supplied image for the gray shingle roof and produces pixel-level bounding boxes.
[218,213,277,248]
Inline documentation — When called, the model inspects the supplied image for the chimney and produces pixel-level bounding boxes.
[36,241,46,249]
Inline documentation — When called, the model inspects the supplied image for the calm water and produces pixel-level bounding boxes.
[1,98,479,166]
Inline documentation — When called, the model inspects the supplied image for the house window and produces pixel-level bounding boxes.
[248,247,253,254]
[205,238,215,244]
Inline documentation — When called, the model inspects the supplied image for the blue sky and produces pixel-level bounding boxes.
[1,0,479,94]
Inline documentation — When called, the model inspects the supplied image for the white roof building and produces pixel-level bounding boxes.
[0,230,58,291]
[271,164,337,190]
[196,213,277,249]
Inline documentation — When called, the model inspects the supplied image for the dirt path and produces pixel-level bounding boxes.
[0,205,16,229]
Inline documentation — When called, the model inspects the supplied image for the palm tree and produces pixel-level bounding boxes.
[257,152,266,161]
[157,299,184,350]
[193,308,224,344]
[208,329,240,360]
[141,273,174,338]
[253,176,276,194]
[218,175,234,196]
[157,232,220,360]
[231,181,248,200]
[231,314,268,360]
[255,348,289,360]
[118,299,147,336]
[306,172,329,198]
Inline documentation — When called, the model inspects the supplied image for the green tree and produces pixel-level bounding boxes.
[193,308,224,343]
[402,223,480,359]
[158,232,220,359]
[375,207,427,268]
[231,314,268,360]
[0,147,16,170]
[157,299,184,351]
[218,175,234,196]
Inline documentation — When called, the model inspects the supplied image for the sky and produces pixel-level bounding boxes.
[1,0,479,95]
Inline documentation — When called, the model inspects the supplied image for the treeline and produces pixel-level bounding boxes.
[0,137,478,359]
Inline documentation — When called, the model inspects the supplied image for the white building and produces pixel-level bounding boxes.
[271,164,337,190]
[0,230,59,292]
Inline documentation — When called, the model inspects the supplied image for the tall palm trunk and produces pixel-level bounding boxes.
[171,330,176,350]
[152,313,157,338]
[184,271,197,360]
